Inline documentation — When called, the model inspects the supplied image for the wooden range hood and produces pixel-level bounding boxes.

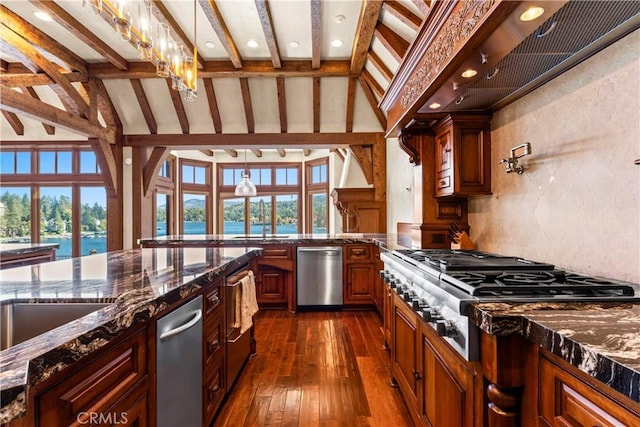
[381,0,640,137]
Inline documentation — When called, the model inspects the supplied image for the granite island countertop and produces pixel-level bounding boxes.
[0,246,260,423]
[469,301,640,403]
[138,232,412,250]
[0,243,60,257]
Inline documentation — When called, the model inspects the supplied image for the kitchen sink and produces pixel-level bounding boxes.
[0,302,112,350]
[231,235,289,239]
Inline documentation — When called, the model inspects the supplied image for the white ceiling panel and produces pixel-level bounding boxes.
[215,0,271,59]
[371,38,400,74]
[285,78,312,133]
[181,80,215,133]
[379,8,417,43]
[398,0,424,17]
[353,82,383,132]
[140,79,182,134]
[269,0,311,59]
[320,77,347,132]
[364,61,390,93]
[213,78,248,133]
[249,78,280,133]
[320,1,360,59]
[102,79,148,135]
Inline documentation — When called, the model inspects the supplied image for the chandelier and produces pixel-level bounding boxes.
[84,0,197,102]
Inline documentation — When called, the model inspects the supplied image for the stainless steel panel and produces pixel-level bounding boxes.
[297,246,343,306]
[157,295,203,427]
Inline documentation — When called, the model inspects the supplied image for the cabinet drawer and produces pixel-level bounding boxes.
[261,246,293,259]
[204,285,222,316]
[437,175,451,190]
[203,310,224,367]
[37,328,147,427]
[346,245,371,261]
[204,355,225,425]
[539,356,639,426]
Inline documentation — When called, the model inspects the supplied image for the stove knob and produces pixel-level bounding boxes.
[421,308,441,322]
[379,270,386,280]
[436,320,458,338]
[411,298,425,310]
[391,280,401,290]
[403,290,416,302]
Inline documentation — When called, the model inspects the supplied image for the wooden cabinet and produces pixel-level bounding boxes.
[538,352,640,427]
[372,246,384,314]
[391,293,483,427]
[35,327,148,427]
[343,244,375,307]
[202,278,225,426]
[331,188,386,233]
[433,114,492,198]
[254,246,293,309]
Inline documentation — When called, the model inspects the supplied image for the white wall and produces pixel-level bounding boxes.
[385,137,414,231]
[468,29,640,282]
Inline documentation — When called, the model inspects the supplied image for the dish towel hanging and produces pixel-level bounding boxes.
[239,270,259,334]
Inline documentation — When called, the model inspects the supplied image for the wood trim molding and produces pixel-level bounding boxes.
[143,146,171,198]
[349,0,383,75]
[203,78,222,133]
[198,0,243,68]
[125,132,384,147]
[255,0,281,69]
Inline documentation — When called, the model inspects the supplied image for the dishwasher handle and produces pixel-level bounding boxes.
[298,247,342,253]
[159,309,202,340]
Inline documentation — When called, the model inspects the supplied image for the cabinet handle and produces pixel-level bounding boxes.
[208,338,220,352]
[412,369,422,381]
[439,180,447,187]
[208,293,220,305]
[208,384,221,400]
[353,249,364,255]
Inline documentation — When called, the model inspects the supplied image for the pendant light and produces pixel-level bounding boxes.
[234,149,257,197]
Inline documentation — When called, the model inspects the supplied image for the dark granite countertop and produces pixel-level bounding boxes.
[0,243,60,257]
[469,302,640,403]
[138,233,412,250]
[0,246,260,423]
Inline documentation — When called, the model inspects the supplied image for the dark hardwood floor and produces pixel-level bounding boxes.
[214,310,413,426]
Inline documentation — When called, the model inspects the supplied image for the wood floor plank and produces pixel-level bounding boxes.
[214,310,412,426]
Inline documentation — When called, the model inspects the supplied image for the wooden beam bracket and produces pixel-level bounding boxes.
[143,147,171,198]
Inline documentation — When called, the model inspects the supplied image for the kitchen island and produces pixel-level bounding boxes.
[0,243,59,269]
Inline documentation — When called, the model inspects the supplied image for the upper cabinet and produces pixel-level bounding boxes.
[433,114,491,198]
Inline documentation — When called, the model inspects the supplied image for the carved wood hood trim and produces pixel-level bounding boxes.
[381,0,516,137]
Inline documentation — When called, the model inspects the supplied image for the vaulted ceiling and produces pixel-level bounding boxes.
[0,0,430,143]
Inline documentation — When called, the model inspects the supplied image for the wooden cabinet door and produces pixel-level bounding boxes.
[255,265,287,305]
[373,247,384,314]
[392,294,419,419]
[435,128,454,195]
[344,263,374,305]
[383,283,393,347]
[420,325,478,427]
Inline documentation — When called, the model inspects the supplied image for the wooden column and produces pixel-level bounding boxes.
[131,146,154,248]
[106,138,124,251]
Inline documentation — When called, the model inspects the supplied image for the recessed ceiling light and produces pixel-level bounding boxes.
[429,102,441,109]
[34,11,52,21]
[289,41,300,48]
[247,39,259,48]
[204,41,215,49]
[461,69,477,78]
[334,15,345,24]
[520,6,545,22]
[331,39,343,48]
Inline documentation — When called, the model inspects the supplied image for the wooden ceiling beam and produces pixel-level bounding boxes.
[151,0,204,67]
[88,60,352,79]
[131,79,157,134]
[374,22,409,62]
[0,59,8,72]
[277,149,286,157]
[367,50,393,83]
[166,79,189,134]
[0,39,40,74]
[349,0,383,75]
[345,77,356,133]
[276,77,287,133]
[90,137,118,197]
[0,5,87,74]
[19,86,55,134]
[358,75,386,130]
[1,110,24,135]
[239,77,255,133]
[255,0,281,69]
[313,77,320,133]
[203,78,222,133]
[382,1,422,31]
[0,25,89,118]
[93,78,122,129]
[125,132,384,147]
[0,84,111,138]
[198,0,243,68]
[361,69,384,99]
[310,0,321,69]
[251,149,263,158]
[225,149,238,157]
[0,71,86,87]
[410,0,431,16]
[199,149,215,157]
[143,146,171,198]
[28,0,128,70]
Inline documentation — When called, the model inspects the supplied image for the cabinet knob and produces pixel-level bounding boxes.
[412,369,422,381]
[208,338,220,352]
[208,384,221,400]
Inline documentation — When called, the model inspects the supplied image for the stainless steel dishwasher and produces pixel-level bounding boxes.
[297,246,343,307]
[157,295,203,427]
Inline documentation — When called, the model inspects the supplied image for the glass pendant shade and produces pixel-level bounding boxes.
[156,22,170,77]
[234,172,257,197]
[170,42,184,90]
[113,0,131,41]
[183,56,197,101]
[137,2,153,60]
